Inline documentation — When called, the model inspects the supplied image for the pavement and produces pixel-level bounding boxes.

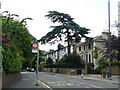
[83,74,120,85]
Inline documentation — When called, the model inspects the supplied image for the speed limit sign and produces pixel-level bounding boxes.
[32,43,38,48]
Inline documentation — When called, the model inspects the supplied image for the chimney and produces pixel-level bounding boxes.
[102,29,109,39]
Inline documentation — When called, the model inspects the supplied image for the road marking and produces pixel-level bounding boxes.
[85,87,90,88]
[69,79,85,84]
[89,84,102,88]
[38,80,54,90]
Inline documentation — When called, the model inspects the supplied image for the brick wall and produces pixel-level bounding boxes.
[2,73,21,88]
[44,68,86,75]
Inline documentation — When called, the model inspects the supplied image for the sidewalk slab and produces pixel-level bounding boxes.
[83,74,119,85]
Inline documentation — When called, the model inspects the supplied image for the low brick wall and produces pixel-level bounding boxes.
[102,65,120,75]
[0,77,2,90]
[44,68,85,75]
[2,72,21,88]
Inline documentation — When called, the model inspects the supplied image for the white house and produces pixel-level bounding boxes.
[75,30,109,69]
[43,30,109,69]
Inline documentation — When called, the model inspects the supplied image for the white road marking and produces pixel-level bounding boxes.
[89,84,102,88]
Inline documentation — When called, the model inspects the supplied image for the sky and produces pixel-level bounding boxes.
[1,0,119,51]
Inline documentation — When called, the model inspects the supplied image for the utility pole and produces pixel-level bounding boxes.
[108,0,112,78]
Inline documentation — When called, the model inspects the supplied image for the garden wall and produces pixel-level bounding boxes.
[102,65,120,75]
[43,68,87,75]
[2,73,21,88]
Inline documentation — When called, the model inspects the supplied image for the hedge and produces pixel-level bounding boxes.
[44,63,84,68]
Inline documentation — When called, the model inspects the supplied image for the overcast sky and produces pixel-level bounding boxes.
[1,0,119,51]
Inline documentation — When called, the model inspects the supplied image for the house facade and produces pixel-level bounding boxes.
[75,30,109,69]
[43,30,109,69]
[43,45,73,63]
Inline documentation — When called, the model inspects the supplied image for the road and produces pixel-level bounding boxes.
[5,72,119,90]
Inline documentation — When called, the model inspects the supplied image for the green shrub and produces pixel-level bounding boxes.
[39,61,46,71]
[111,61,120,66]
[94,57,109,74]
[58,58,64,64]
[92,47,98,59]
[87,63,94,73]
[98,57,109,69]
[2,47,24,73]
[46,57,53,64]
[44,63,84,68]
[63,53,84,66]
[0,46,2,76]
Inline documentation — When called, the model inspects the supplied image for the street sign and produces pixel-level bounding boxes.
[31,43,38,53]
[32,43,38,48]
[32,48,38,53]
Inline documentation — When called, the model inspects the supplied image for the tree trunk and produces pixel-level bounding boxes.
[67,29,71,54]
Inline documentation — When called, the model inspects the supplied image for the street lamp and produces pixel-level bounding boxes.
[108,0,112,79]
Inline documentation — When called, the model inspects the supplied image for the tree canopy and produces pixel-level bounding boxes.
[102,35,120,62]
[39,11,90,54]
[1,11,37,73]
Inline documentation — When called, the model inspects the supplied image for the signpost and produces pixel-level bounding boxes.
[31,41,39,86]
[32,43,38,48]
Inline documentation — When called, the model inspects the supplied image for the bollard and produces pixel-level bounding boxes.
[103,72,106,78]
[81,73,83,78]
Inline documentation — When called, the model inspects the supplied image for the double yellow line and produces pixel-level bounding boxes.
[36,79,54,90]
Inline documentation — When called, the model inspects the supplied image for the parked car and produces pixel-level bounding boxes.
[30,68,35,72]
[26,67,35,72]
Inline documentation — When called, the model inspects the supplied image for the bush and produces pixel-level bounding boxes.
[58,58,64,64]
[111,62,120,66]
[2,47,24,73]
[39,61,46,71]
[46,57,53,64]
[44,63,85,68]
[44,53,85,68]
[98,57,109,69]
[95,66,102,74]
[63,53,84,66]
[87,63,94,74]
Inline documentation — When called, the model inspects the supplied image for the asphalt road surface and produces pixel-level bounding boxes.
[5,72,119,90]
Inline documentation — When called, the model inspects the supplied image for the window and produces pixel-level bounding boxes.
[89,54,91,63]
[86,54,88,62]
[79,47,81,51]
[84,46,85,50]
[64,48,66,52]
[88,44,91,49]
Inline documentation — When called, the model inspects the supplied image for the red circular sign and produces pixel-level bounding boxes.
[32,43,38,48]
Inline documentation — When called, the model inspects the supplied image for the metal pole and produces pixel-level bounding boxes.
[108,0,112,78]
[35,42,39,86]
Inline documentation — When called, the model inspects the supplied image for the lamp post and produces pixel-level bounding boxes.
[108,0,112,78]
[31,41,39,86]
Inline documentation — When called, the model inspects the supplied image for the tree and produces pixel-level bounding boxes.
[56,43,64,63]
[2,11,36,73]
[39,11,90,54]
[102,35,120,62]
[92,47,98,59]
